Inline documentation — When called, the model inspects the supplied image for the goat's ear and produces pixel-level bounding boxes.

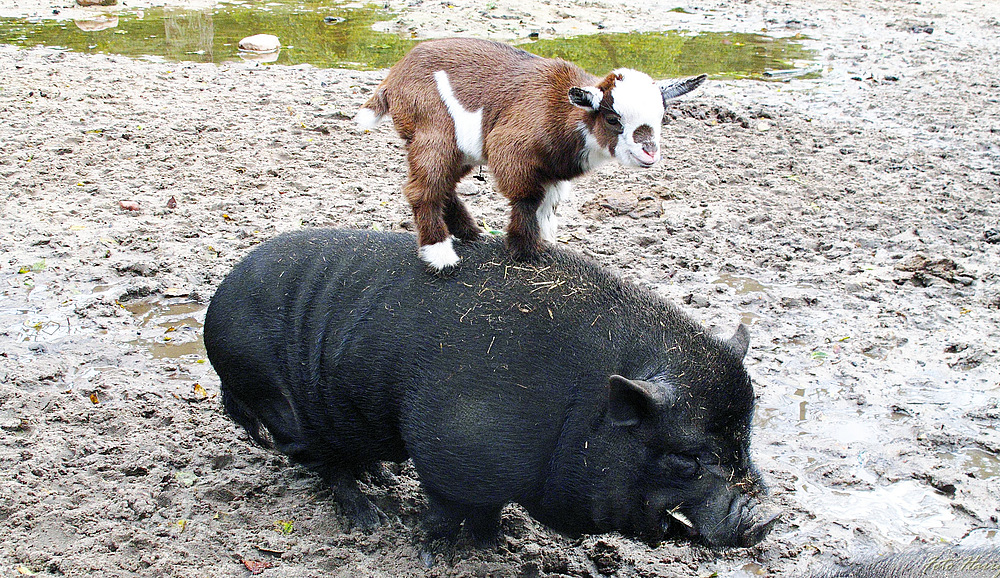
[658,74,707,106]
[569,86,603,111]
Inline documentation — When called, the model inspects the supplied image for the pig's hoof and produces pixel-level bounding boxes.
[363,462,396,486]
[466,507,503,549]
[345,500,388,531]
[332,477,388,531]
[419,549,436,569]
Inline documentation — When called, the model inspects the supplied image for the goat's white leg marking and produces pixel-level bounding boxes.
[537,181,571,243]
[434,70,484,163]
[354,108,383,130]
[419,236,460,270]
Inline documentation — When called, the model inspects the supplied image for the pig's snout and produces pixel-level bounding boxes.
[730,494,780,548]
[694,492,779,548]
[738,501,780,547]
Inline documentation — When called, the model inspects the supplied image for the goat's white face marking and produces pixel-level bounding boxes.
[419,236,460,270]
[537,181,572,242]
[578,123,613,172]
[434,70,485,164]
[607,69,666,167]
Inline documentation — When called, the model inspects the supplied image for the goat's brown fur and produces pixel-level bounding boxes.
[359,38,703,267]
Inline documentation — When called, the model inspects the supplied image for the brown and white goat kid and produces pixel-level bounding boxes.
[356,38,706,270]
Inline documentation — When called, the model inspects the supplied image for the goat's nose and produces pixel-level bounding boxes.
[642,141,658,155]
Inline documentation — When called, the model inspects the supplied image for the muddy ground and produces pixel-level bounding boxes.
[1,0,999,575]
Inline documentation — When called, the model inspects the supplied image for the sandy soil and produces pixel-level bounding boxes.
[2,0,999,576]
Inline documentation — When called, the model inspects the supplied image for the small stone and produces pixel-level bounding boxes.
[682,293,710,308]
[238,34,281,53]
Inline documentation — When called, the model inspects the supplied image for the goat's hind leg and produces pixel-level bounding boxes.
[404,136,464,270]
[443,166,482,243]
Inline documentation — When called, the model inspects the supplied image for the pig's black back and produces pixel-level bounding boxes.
[205,229,741,512]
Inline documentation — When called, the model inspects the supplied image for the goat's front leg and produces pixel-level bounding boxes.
[492,157,555,262]
[504,184,548,263]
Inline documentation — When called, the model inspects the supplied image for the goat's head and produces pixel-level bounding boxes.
[569,71,706,168]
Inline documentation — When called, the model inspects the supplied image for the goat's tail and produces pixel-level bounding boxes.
[355,84,389,130]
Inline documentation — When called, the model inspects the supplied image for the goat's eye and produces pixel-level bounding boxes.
[605,115,622,129]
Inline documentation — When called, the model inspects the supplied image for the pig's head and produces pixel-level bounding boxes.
[578,325,778,548]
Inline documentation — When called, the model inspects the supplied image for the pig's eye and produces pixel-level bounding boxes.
[660,454,700,479]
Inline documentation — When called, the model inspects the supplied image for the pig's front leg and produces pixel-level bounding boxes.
[321,465,387,531]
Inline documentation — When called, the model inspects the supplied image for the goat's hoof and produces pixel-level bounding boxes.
[506,243,549,264]
[419,237,460,271]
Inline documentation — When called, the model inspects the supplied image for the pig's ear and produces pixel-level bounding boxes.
[608,375,672,427]
[726,324,751,360]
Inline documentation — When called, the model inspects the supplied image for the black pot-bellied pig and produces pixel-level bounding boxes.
[356,38,706,270]
[204,229,778,548]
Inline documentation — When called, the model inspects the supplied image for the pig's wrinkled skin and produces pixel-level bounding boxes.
[204,229,778,548]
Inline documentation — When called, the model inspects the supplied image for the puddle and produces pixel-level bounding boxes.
[2,274,84,344]
[937,447,1000,480]
[124,296,207,360]
[0,1,412,69]
[0,1,814,77]
[524,31,815,79]
[798,478,961,544]
[713,273,770,294]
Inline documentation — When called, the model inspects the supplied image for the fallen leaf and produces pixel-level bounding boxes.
[16,565,37,576]
[274,519,294,534]
[89,392,100,404]
[193,383,208,398]
[175,472,198,487]
[166,195,177,209]
[243,560,274,575]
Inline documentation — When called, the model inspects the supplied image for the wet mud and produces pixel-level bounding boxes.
[1,0,998,575]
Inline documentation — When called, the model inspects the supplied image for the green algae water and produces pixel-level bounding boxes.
[0,1,813,77]
[0,2,413,69]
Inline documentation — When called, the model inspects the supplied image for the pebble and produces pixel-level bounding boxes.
[238,34,281,53]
